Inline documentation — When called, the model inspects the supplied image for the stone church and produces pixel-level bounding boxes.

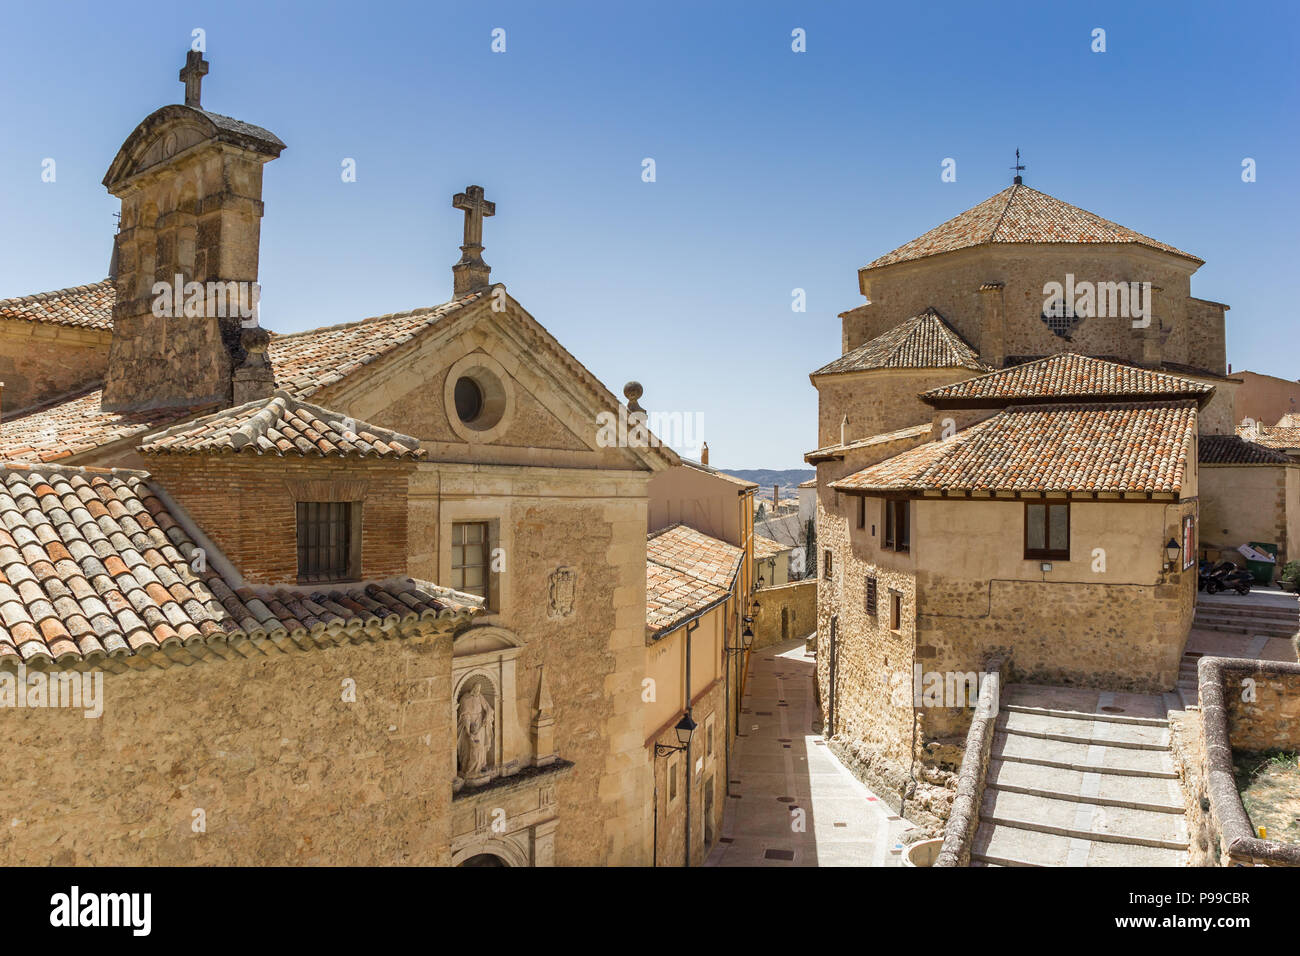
[0,53,741,865]
[806,176,1298,827]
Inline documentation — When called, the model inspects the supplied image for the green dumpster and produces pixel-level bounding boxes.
[1246,541,1279,585]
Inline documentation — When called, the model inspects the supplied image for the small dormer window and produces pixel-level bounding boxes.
[296,501,358,583]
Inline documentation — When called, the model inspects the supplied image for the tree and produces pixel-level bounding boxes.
[805,518,817,578]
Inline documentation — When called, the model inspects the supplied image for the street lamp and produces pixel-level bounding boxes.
[1165,537,1180,571]
[655,712,697,756]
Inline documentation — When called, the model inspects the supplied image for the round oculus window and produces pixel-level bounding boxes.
[454,376,485,424]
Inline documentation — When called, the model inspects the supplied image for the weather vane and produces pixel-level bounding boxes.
[1012,148,1025,185]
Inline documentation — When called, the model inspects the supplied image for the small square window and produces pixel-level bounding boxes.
[296,501,356,583]
[889,591,902,631]
[856,496,866,530]
[1025,502,1070,561]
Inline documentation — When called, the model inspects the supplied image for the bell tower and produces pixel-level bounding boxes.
[101,51,285,411]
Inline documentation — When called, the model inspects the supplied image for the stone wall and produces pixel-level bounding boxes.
[844,244,1219,375]
[0,630,456,865]
[1200,464,1295,566]
[1193,657,1300,866]
[814,368,973,449]
[752,579,817,648]
[650,678,727,866]
[0,320,110,416]
[935,661,1003,867]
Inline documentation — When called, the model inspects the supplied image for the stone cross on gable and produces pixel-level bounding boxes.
[453,185,495,250]
[180,50,209,109]
[451,185,496,295]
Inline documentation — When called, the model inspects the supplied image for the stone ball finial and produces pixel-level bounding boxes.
[241,325,271,354]
[623,381,644,413]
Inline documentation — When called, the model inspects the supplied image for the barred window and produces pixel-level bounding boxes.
[296,502,355,583]
[451,521,490,598]
[865,575,877,617]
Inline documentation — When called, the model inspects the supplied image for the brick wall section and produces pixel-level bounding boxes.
[0,321,109,416]
[146,455,413,585]
[0,633,454,865]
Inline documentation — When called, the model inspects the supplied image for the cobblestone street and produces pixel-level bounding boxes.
[705,637,914,866]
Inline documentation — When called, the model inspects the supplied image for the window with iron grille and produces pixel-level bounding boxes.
[865,575,877,617]
[823,549,832,580]
[451,521,490,598]
[296,501,355,583]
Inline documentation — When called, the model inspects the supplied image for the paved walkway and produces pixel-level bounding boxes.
[705,637,913,866]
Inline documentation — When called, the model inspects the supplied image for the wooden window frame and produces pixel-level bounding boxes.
[888,590,902,631]
[451,520,492,600]
[865,575,877,617]
[882,498,910,553]
[1023,500,1071,561]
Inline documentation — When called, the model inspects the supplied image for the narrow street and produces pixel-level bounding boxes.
[705,637,914,866]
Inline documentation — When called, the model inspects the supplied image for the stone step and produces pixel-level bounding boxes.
[1000,702,1168,728]
[971,821,1188,867]
[1195,601,1297,620]
[998,710,1170,749]
[992,731,1177,778]
[1191,619,1297,637]
[981,788,1189,849]
[985,759,1185,812]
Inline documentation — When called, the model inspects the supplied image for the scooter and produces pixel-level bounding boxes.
[1202,561,1253,595]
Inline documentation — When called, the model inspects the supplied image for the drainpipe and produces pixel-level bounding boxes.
[827,614,838,736]
[684,618,697,867]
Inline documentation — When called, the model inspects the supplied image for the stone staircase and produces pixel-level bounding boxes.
[1192,597,1299,638]
[971,688,1188,866]
[1178,595,1300,706]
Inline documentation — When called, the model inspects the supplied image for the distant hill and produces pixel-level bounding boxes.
[728,469,815,500]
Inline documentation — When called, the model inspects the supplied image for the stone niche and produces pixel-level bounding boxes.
[450,624,569,867]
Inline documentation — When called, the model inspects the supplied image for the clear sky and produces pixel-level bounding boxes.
[2,1,1296,469]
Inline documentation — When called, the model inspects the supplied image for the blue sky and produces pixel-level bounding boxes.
[2,0,1296,469]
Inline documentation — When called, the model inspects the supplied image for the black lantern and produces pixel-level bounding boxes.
[674,712,697,749]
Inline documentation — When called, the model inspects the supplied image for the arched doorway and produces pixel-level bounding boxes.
[458,853,509,867]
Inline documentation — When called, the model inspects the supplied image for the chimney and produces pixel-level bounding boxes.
[700,441,709,466]
[978,282,1005,368]
[100,51,284,412]
[773,484,779,509]
[452,185,495,295]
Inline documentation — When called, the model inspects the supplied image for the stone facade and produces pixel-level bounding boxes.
[751,579,817,649]
[0,319,110,415]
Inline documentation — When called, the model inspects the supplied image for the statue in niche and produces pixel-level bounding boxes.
[457,680,496,779]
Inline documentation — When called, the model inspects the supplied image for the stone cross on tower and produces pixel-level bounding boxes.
[180,50,209,109]
[452,184,495,295]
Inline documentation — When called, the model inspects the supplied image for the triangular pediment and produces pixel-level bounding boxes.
[302,289,678,472]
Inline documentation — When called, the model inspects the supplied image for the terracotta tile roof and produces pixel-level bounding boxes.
[0,387,207,464]
[0,462,479,668]
[1201,434,1293,465]
[681,459,758,489]
[829,401,1197,496]
[920,353,1214,406]
[140,392,424,460]
[752,533,790,559]
[1239,424,1300,452]
[796,478,816,488]
[269,291,487,399]
[645,561,730,637]
[805,422,932,464]
[1274,413,1300,428]
[864,184,1201,270]
[647,524,744,591]
[0,280,114,331]
[813,308,989,376]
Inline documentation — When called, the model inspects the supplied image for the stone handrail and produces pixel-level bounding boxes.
[934,658,1003,867]
[1199,655,1300,867]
